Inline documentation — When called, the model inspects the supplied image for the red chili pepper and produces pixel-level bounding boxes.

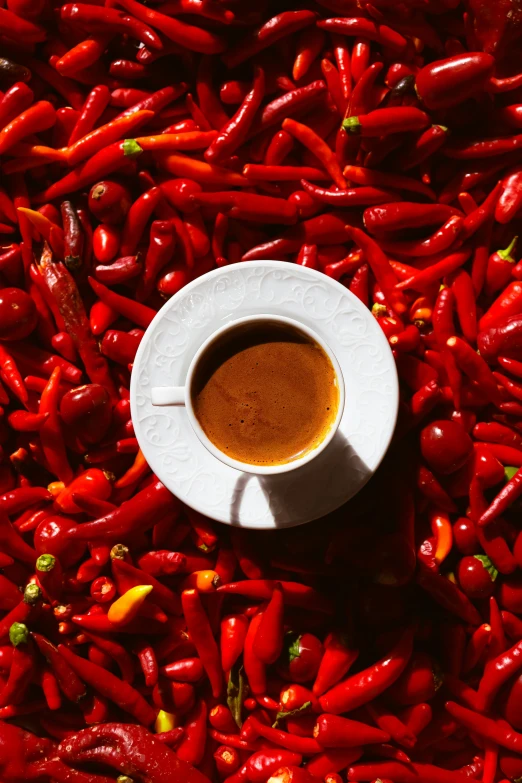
[36,553,63,602]
[364,203,460,237]
[381,216,463,258]
[306,747,363,779]
[415,53,494,109]
[319,627,414,714]
[0,83,34,129]
[347,759,473,782]
[344,164,436,201]
[0,585,41,642]
[446,700,522,754]
[32,632,86,703]
[0,623,34,707]
[306,185,396,214]
[181,589,222,698]
[344,226,407,316]
[93,224,120,265]
[67,480,177,541]
[0,102,55,156]
[283,118,346,189]
[318,17,407,53]
[90,576,116,604]
[214,744,240,777]
[38,368,73,484]
[243,612,267,697]
[59,643,156,725]
[344,107,429,137]
[447,269,477,344]
[496,169,522,225]
[58,723,208,782]
[120,187,162,257]
[38,246,118,402]
[485,236,518,295]
[395,125,450,170]
[223,10,317,68]
[171,698,205,765]
[243,716,323,754]
[314,714,389,747]
[416,565,481,625]
[295,244,318,270]
[447,136,522,160]
[205,68,265,164]
[68,86,111,147]
[220,614,249,674]
[365,700,416,749]
[218,581,332,614]
[350,38,370,83]
[478,465,522,527]
[444,336,500,405]
[251,583,284,665]
[160,658,203,683]
[88,276,156,329]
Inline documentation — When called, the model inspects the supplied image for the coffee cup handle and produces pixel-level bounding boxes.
[151,387,186,406]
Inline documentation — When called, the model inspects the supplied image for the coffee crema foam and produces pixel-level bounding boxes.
[191,323,339,466]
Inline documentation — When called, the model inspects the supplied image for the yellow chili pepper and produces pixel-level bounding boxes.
[181,570,221,593]
[47,481,65,498]
[107,584,152,625]
[155,709,176,733]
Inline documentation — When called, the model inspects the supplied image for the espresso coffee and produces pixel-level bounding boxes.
[191,322,340,466]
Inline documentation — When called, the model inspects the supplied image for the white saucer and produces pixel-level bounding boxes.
[131,261,399,529]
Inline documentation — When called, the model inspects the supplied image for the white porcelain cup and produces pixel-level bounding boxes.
[150,314,345,475]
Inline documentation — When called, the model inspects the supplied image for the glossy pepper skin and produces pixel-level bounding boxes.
[319,628,414,715]
[478,314,522,361]
[0,288,36,340]
[415,53,495,109]
[420,420,473,475]
[277,632,324,683]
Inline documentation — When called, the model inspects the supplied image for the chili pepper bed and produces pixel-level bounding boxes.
[1,1,522,782]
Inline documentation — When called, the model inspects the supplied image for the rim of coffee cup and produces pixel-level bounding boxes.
[182,314,346,476]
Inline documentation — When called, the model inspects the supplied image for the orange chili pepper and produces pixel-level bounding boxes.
[107,584,153,625]
[409,295,434,326]
[16,207,65,259]
[283,117,346,189]
[155,151,248,187]
[114,449,150,489]
[182,570,222,593]
[430,508,453,566]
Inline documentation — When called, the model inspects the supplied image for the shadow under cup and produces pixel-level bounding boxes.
[189,317,345,474]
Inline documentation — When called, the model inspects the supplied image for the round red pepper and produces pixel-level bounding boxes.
[277,632,324,684]
[89,180,132,225]
[420,420,473,475]
[93,223,121,263]
[34,515,86,568]
[59,384,112,445]
[90,576,117,604]
[0,287,37,340]
[453,517,481,555]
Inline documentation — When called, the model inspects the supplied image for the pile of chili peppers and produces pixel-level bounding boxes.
[5,0,522,782]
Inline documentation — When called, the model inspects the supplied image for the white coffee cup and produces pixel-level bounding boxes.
[150,314,345,475]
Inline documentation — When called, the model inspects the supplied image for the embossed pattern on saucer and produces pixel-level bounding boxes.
[131,261,399,529]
